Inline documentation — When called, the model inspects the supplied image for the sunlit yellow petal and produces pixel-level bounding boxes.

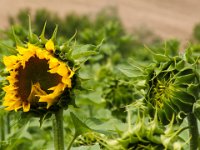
[48,58,59,69]
[39,95,55,109]
[36,49,47,59]
[23,102,30,112]
[56,63,69,76]
[3,56,18,71]
[28,82,47,103]
[17,46,28,54]
[3,99,16,106]
[28,43,39,51]
[45,39,55,52]
[49,66,59,74]
[62,78,72,87]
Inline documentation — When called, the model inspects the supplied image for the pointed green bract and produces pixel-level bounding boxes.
[39,21,48,43]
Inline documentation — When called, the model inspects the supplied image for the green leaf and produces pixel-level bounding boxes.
[72,45,97,59]
[70,112,91,137]
[175,60,185,71]
[117,64,142,78]
[153,53,170,62]
[0,40,17,56]
[185,47,195,64]
[145,46,170,62]
[174,73,196,84]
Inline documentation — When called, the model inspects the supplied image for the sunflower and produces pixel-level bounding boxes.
[145,56,199,125]
[3,40,74,112]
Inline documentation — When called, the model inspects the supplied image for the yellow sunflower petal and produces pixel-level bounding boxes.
[3,55,19,71]
[39,94,55,109]
[4,100,22,112]
[28,43,40,51]
[62,78,72,87]
[39,83,63,108]
[56,63,69,76]
[23,102,30,112]
[17,46,28,54]
[8,72,18,81]
[21,52,36,68]
[3,99,16,106]
[14,104,23,112]
[28,82,47,102]
[45,39,55,52]
[48,57,59,69]
[48,83,65,91]
[3,85,18,92]
[49,66,59,74]
[36,48,48,59]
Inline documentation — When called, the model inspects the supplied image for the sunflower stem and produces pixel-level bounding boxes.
[0,115,5,141]
[53,109,64,150]
[187,113,199,150]
[6,113,11,134]
[67,136,76,150]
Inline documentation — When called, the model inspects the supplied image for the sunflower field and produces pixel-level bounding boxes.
[0,8,200,150]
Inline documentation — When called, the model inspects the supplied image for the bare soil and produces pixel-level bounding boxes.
[1,0,200,46]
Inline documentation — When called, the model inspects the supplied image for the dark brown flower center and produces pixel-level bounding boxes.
[15,56,62,102]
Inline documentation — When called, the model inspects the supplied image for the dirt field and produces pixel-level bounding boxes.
[1,0,200,46]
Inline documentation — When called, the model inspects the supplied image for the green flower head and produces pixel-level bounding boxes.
[145,55,200,125]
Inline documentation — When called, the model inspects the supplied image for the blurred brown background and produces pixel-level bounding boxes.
[1,0,200,45]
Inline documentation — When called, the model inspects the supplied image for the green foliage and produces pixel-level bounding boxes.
[0,7,200,150]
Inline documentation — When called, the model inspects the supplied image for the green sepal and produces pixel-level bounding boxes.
[176,68,194,77]
[175,60,185,71]
[171,97,193,113]
[50,24,58,41]
[172,90,196,104]
[185,47,195,64]
[174,73,196,84]
[187,84,200,99]
[158,109,169,125]
[39,21,48,44]
[12,27,24,46]
[57,89,77,109]
[162,100,176,122]
[28,16,39,44]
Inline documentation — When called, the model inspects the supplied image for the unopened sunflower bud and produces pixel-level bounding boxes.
[145,56,200,125]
